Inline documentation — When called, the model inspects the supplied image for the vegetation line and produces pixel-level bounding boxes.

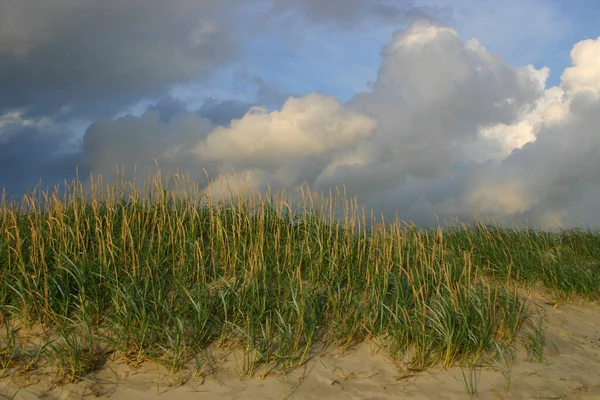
[0,170,599,385]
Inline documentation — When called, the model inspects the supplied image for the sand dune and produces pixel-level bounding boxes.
[2,291,600,400]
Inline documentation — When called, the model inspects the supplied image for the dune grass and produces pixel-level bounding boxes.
[0,170,599,385]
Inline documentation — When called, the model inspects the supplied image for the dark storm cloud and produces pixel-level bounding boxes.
[196,98,254,126]
[0,124,84,197]
[0,0,241,117]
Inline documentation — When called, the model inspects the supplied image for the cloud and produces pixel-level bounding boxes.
[465,96,600,228]
[196,98,254,127]
[250,75,298,108]
[267,0,432,28]
[181,21,548,223]
[75,92,375,198]
[141,96,253,126]
[82,110,214,182]
[561,37,600,95]
[316,21,542,197]
[464,36,600,227]
[0,0,241,117]
[0,114,83,196]
[195,93,376,187]
[6,15,600,229]
[185,22,600,228]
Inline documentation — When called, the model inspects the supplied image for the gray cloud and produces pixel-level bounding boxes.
[460,36,600,228]
[465,91,600,228]
[267,0,432,28]
[0,95,256,197]
[312,21,543,211]
[0,122,84,197]
[146,97,190,124]
[140,95,253,126]
[196,98,254,127]
[82,110,214,182]
[79,92,375,193]
[251,75,298,109]
[0,0,240,117]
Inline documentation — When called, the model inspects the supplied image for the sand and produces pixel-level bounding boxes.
[2,291,600,400]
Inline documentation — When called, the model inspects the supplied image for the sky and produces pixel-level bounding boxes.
[1,0,600,229]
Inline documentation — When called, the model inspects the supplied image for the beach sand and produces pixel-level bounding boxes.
[2,291,600,400]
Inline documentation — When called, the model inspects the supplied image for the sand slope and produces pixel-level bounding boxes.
[2,292,600,400]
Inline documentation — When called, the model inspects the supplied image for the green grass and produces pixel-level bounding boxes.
[524,308,546,363]
[0,170,598,385]
[493,340,516,393]
[460,355,481,399]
